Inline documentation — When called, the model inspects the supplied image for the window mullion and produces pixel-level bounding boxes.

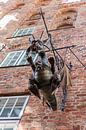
[0,98,9,116]
[15,50,25,65]
[7,52,17,66]
[21,29,25,35]
[17,50,26,65]
[19,96,29,118]
[8,97,18,118]
[0,53,10,67]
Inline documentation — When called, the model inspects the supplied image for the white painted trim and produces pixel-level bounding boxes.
[12,27,35,37]
[0,120,19,130]
[0,50,25,67]
[0,96,29,120]
[16,50,27,65]
[0,14,18,30]
[0,0,9,4]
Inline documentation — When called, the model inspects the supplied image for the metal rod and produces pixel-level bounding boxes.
[40,8,49,36]
[40,8,78,70]
[40,30,44,40]
[0,45,6,52]
[69,48,86,68]
[40,8,58,66]
[49,26,75,32]
[45,45,76,52]
[6,27,75,40]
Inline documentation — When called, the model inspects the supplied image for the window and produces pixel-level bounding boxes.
[0,49,37,67]
[0,96,29,130]
[12,27,35,38]
[0,121,18,130]
[0,50,29,67]
[0,96,29,119]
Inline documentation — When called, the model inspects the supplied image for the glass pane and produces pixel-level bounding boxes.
[12,28,18,37]
[27,28,33,34]
[1,53,15,67]
[0,108,2,113]
[9,60,16,64]
[16,29,23,36]
[12,27,35,37]
[1,108,11,117]
[0,96,28,119]
[0,98,7,107]
[8,51,21,66]
[22,29,29,35]
[13,29,23,37]
[15,97,26,107]
[11,108,22,117]
[18,54,28,65]
[4,129,13,130]
[6,98,16,107]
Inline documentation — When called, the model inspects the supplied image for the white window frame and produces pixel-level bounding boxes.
[0,50,28,67]
[12,27,35,38]
[0,49,38,67]
[0,120,19,130]
[17,50,28,65]
[0,96,29,120]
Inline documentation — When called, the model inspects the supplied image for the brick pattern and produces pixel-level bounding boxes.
[0,0,86,130]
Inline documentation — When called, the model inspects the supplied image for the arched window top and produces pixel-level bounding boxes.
[50,8,77,30]
[35,0,51,6]
[62,9,77,14]
[56,7,77,15]
[29,11,43,21]
[20,9,42,26]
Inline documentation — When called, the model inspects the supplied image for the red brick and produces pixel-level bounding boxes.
[30,128,42,130]
[0,1,86,130]
[73,125,80,130]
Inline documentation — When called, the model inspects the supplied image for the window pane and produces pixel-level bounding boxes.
[0,96,28,119]
[0,108,2,113]
[8,51,22,66]
[0,99,7,107]
[17,51,28,65]
[12,27,35,37]
[0,53,15,67]
[11,108,22,117]
[6,98,16,107]
[16,29,23,36]
[22,29,29,35]
[4,129,13,130]
[1,108,11,117]
[0,50,25,67]
[15,97,27,107]
[18,53,28,65]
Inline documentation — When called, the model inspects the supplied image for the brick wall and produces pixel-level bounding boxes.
[0,0,86,130]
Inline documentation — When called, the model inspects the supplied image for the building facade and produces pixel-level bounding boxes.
[0,0,86,130]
